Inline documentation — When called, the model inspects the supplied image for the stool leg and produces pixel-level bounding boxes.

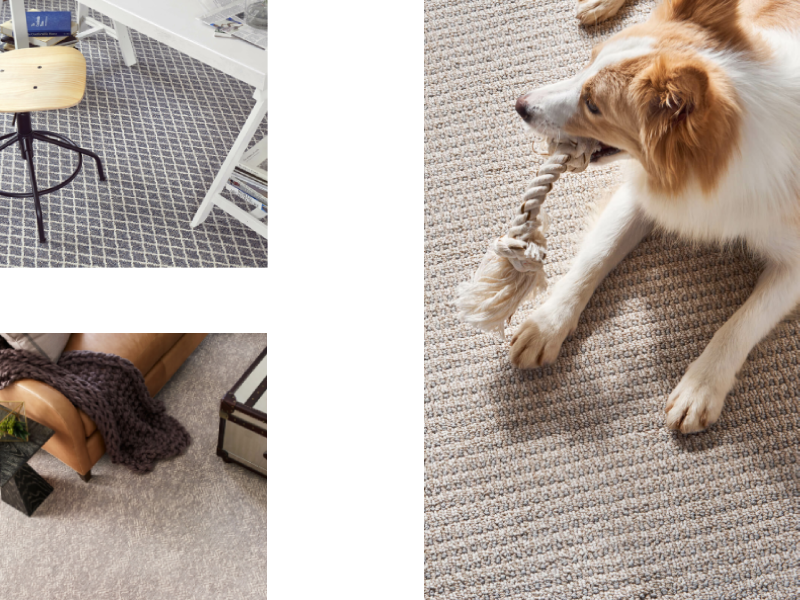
[0,133,18,154]
[33,133,107,182]
[21,136,46,244]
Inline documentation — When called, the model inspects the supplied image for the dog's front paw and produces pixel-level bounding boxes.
[576,0,625,25]
[509,306,575,369]
[665,370,729,434]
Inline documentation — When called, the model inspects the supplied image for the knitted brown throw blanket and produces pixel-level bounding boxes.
[0,349,191,473]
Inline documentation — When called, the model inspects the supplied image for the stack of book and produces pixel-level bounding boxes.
[227,137,268,217]
[1,11,78,52]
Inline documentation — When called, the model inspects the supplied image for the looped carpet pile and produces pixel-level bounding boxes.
[425,1,800,598]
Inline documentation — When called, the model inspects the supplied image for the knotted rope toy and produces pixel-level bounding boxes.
[455,137,599,335]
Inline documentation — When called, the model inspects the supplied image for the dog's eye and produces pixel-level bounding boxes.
[586,99,600,115]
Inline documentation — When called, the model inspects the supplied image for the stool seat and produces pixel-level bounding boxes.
[0,47,86,114]
[0,48,103,243]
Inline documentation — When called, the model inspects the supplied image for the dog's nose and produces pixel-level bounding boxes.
[515,96,530,122]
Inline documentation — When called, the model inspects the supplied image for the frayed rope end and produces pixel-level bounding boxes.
[455,248,547,337]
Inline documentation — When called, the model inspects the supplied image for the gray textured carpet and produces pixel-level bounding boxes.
[424,1,800,598]
[0,0,267,267]
[0,333,267,600]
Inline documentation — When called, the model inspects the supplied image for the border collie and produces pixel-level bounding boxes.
[511,0,800,432]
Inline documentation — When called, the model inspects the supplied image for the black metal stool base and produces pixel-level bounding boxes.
[0,112,107,243]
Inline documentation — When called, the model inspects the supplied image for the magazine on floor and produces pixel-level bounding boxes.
[225,135,267,216]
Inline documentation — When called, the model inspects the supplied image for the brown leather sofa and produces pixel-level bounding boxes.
[0,333,207,481]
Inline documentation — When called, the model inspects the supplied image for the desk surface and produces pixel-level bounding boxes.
[78,0,267,89]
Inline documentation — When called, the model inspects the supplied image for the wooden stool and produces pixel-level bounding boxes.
[0,47,106,243]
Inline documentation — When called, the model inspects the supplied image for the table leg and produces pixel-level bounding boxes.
[75,2,88,31]
[191,95,268,234]
[113,20,138,67]
[9,0,29,51]
[1,464,53,517]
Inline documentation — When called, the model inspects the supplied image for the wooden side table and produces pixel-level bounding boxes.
[0,409,55,517]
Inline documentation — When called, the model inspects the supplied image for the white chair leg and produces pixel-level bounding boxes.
[192,97,268,228]
[113,20,138,67]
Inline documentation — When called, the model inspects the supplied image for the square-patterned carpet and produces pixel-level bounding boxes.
[0,0,267,267]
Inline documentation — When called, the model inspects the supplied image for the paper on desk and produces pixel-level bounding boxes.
[200,2,267,50]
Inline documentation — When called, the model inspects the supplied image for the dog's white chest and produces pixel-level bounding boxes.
[630,162,796,260]
[640,192,749,243]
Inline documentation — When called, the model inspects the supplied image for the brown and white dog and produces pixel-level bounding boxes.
[511,0,800,432]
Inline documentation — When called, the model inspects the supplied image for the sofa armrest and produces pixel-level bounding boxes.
[0,379,92,475]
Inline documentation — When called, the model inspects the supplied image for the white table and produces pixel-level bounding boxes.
[8,0,268,239]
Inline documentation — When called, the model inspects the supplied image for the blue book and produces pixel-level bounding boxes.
[25,11,72,37]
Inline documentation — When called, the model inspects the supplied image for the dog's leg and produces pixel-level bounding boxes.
[576,0,626,25]
[510,181,651,368]
[666,260,800,433]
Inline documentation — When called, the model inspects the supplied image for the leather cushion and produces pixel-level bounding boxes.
[79,409,97,438]
[64,333,184,375]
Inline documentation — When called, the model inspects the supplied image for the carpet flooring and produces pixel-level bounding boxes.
[0,333,267,600]
[0,0,267,267]
[424,1,800,598]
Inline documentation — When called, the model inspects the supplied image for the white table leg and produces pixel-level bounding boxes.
[75,2,88,31]
[191,94,268,232]
[113,20,138,66]
[9,0,29,51]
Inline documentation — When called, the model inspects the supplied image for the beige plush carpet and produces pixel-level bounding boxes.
[0,334,267,600]
[424,1,800,598]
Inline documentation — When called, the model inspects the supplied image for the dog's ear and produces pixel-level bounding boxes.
[631,55,708,145]
[630,53,739,194]
[666,0,749,54]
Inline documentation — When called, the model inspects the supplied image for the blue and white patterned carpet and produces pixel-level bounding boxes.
[0,0,267,267]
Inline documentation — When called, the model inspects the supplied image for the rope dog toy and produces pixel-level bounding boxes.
[455,137,598,336]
